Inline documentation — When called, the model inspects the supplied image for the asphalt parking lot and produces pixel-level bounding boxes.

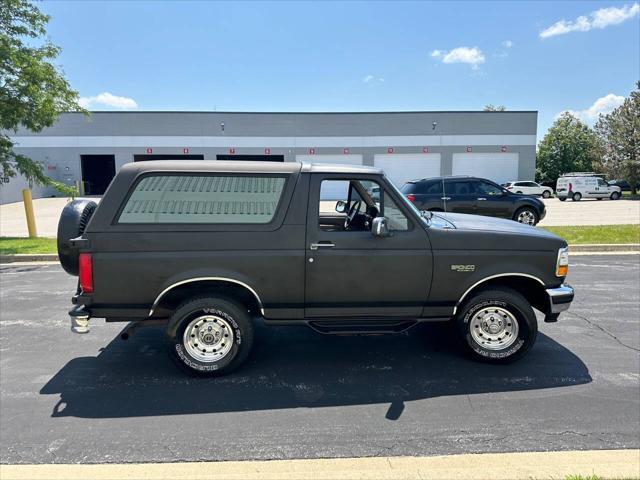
[0,255,639,464]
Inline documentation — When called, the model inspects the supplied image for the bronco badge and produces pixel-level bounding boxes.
[451,264,476,272]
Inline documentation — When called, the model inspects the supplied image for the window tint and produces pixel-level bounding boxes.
[526,182,538,187]
[446,181,475,195]
[118,174,286,224]
[421,181,443,195]
[476,181,504,196]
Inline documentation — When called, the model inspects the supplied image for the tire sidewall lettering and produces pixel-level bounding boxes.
[174,305,242,372]
[463,299,525,359]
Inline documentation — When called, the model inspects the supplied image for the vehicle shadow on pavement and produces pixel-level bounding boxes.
[40,322,591,420]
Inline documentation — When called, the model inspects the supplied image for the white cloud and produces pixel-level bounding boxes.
[79,92,138,109]
[431,46,485,69]
[502,40,514,48]
[363,74,384,84]
[558,93,625,122]
[540,3,639,38]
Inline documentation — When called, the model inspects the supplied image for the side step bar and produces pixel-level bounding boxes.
[307,319,419,335]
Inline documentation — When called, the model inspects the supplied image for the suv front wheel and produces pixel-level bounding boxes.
[513,207,539,225]
[456,289,538,364]
[166,296,254,376]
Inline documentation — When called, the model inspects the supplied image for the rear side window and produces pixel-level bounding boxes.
[118,174,286,224]
[422,181,443,195]
[400,182,418,194]
[446,181,475,195]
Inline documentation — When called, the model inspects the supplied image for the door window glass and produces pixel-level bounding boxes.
[118,174,286,224]
[476,181,504,196]
[597,178,607,187]
[318,179,408,231]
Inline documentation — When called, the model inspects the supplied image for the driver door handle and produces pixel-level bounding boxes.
[477,197,487,201]
[310,242,335,250]
[441,196,451,200]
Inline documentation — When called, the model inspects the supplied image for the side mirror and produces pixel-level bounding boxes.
[335,200,347,213]
[371,216,391,237]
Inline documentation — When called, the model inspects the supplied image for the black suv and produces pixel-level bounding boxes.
[57,161,572,376]
[401,176,546,226]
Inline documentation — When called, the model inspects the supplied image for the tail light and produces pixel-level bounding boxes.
[79,253,93,293]
[406,194,416,203]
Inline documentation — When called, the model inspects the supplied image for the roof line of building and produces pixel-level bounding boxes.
[65,110,538,115]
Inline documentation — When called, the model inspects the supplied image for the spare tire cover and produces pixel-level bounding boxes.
[57,199,98,275]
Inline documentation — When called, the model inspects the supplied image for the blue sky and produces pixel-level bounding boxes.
[41,1,639,137]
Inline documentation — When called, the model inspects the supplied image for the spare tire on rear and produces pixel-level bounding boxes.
[57,199,98,275]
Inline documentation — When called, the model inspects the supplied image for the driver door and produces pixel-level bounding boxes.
[305,173,432,318]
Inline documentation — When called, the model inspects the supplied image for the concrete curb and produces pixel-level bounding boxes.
[1,245,639,264]
[570,243,640,252]
[1,449,638,480]
[0,253,59,263]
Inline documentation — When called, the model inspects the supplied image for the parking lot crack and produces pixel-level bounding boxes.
[566,311,640,353]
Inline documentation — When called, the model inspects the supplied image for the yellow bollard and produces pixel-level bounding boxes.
[22,188,37,238]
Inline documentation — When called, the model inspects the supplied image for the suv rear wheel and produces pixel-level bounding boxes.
[513,207,539,225]
[166,296,254,376]
[456,289,538,364]
[542,190,551,198]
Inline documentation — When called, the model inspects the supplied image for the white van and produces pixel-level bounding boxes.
[556,173,621,201]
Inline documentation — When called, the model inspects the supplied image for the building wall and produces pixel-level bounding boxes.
[2,111,537,204]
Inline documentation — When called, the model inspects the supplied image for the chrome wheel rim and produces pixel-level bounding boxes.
[470,307,519,351]
[517,210,536,225]
[183,315,234,362]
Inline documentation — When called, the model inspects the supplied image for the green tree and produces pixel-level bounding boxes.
[483,104,506,111]
[1,0,84,194]
[594,82,640,195]
[536,112,603,184]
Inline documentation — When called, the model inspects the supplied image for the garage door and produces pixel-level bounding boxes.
[452,153,519,185]
[373,153,441,187]
[296,154,364,200]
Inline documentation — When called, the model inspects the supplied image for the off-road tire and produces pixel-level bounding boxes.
[166,296,254,377]
[456,288,538,364]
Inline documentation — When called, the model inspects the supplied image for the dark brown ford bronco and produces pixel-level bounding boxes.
[58,161,574,376]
